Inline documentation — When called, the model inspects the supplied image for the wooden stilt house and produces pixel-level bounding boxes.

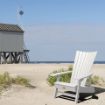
[0,23,29,64]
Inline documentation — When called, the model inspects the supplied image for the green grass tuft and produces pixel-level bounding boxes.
[0,72,35,94]
[87,75,105,86]
[47,65,72,86]
[12,76,30,86]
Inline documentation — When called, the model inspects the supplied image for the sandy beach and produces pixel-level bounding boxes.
[0,64,105,105]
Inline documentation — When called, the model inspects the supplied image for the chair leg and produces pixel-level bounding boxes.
[54,88,58,98]
[75,85,80,103]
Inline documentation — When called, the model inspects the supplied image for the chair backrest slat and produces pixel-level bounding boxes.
[70,51,97,86]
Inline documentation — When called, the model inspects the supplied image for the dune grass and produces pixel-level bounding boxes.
[87,75,105,86]
[0,72,35,94]
[47,65,105,87]
[47,65,72,86]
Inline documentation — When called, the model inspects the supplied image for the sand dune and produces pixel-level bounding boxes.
[0,64,105,105]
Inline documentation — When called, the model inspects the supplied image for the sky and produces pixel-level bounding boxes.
[0,0,105,61]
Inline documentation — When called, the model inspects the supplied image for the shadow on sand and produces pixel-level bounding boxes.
[57,86,105,103]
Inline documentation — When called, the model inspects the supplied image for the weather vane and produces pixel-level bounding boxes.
[17,6,24,26]
[19,9,24,16]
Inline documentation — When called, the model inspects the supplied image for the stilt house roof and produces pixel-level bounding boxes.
[0,23,24,33]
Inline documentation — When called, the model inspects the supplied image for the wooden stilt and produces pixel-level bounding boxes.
[0,50,29,64]
[0,52,1,64]
[20,52,23,63]
[9,52,12,63]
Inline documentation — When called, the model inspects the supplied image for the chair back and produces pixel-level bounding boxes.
[70,51,97,86]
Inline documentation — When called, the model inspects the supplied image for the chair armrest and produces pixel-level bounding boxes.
[50,71,72,77]
[77,73,92,81]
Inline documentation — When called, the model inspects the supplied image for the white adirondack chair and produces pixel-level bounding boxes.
[51,51,97,103]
